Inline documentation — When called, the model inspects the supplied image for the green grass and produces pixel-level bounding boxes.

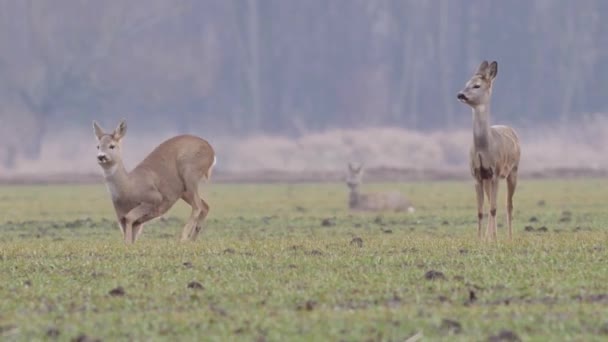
[0,179,607,341]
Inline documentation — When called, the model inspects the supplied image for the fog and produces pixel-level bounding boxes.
[0,1,606,180]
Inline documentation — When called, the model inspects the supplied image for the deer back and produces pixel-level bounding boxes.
[354,191,413,212]
[134,135,215,197]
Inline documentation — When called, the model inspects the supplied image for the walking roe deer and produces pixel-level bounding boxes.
[457,61,521,241]
[346,163,415,213]
[93,120,216,244]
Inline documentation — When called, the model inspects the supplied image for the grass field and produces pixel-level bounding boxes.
[0,179,607,341]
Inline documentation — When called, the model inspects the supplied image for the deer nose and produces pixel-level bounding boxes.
[97,154,108,162]
[457,93,467,101]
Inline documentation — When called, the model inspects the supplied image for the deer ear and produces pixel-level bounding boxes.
[355,163,364,173]
[113,119,127,140]
[93,121,105,140]
[475,60,489,76]
[488,61,498,80]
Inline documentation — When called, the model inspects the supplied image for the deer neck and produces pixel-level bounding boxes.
[102,160,130,200]
[472,104,491,151]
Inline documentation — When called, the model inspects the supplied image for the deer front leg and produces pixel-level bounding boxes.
[117,217,126,238]
[506,171,518,241]
[488,178,500,241]
[475,181,484,240]
[123,203,158,244]
[482,180,492,242]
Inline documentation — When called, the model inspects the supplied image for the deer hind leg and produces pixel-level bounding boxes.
[181,191,210,242]
[182,192,209,241]
[133,223,144,242]
[506,171,518,241]
[179,182,204,242]
[190,198,209,241]
[475,181,484,240]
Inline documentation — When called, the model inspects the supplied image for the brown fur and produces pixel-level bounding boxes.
[93,120,215,244]
[346,163,414,213]
[458,61,521,241]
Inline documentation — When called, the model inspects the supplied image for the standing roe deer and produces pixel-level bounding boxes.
[457,61,521,241]
[93,120,216,244]
[346,163,415,213]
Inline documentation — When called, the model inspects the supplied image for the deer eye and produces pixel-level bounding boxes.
[473,84,481,89]
[109,144,116,150]
[96,145,100,149]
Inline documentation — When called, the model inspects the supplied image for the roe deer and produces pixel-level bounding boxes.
[346,163,415,213]
[93,120,216,244]
[457,61,521,241]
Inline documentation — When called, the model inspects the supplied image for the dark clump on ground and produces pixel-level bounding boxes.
[182,261,193,268]
[438,295,450,303]
[425,270,445,280]
[223,248,236,254]
[465,290,477,305]
[46,327,60,338]
[524,225,548,233]
[487,330,521,342]
[529,216,538,222]
[108,286,125,297]
[71,334,101,342]
[321,218,335,227]
[373,216,384,225]
[187,281,204,290]
[296,300,317,311]
[440,319,462,334]
[350,237,363,247]
[306,249,324,256]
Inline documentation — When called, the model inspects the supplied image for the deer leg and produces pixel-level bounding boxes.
[489,178,499,242]
[506,171,518,241]
[181,192,196,238]
[179,189,203,242]
[482,180,492,241]
[133,200,175,242]
[133,223,144,242]
[124,203,157,244]
[475,181,484,240]
[181,191,210,241]
[190,198,210,241]
[117,217,127,239]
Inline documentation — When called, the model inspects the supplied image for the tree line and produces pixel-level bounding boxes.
[0,0,606,168]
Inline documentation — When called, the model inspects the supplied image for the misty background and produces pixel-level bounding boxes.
[1,0,607,178]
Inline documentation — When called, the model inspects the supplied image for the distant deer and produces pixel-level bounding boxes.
[93,120,216,244]
[346,163,415,213]
[457,61,521,241]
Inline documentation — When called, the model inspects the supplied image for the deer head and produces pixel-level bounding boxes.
[346,162,364,190]
[457,60,498,108]
[93,120,127,170]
